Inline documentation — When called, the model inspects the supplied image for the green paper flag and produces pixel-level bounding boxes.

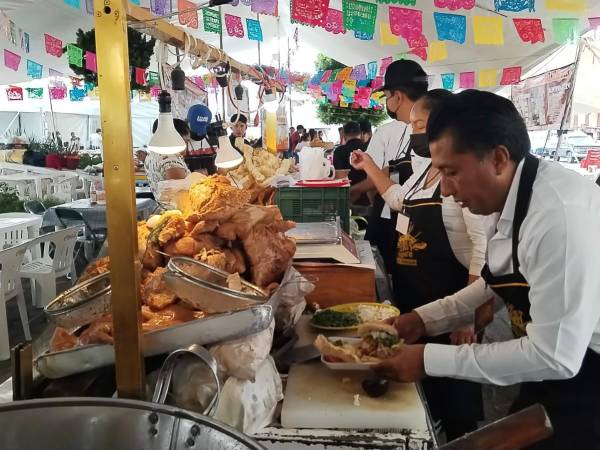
[375,0,416,4]
[147,71,160,86]
[26,87,43,99]
[552,18,580,43]
[203,8,222,34]
[67,44,83,67]
[342,0,377,36]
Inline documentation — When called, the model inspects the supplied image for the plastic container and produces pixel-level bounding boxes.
[275,186,350,232]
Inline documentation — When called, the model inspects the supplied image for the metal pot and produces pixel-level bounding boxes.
[0,345,266,450]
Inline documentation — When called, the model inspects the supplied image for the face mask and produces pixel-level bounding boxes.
[386,98,397,120]
[410,133,430,158]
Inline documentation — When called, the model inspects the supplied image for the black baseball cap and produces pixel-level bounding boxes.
[375,59,429,94]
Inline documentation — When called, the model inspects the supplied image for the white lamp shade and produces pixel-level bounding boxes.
[147,112,187,155]
[216,135,244,169]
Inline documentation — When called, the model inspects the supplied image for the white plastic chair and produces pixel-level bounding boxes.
[51,177,77,203]
[19,227,80,308]
[0,242,31,361]
[0,222,28,250]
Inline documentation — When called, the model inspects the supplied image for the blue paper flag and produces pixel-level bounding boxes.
[246,18,263,42]
[354,30,373,40]
[357,79,370,87]
[64,0,80,8]
[69,88,86,102]
[130,0,141,4]
[434,12,467,45]
[367,61,378,80]
[26,60,43,79]
[494,0,535,12]
[441,73,455,90]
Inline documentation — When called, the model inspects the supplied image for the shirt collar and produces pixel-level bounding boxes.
[496,158,526,236]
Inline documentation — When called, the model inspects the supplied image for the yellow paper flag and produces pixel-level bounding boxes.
[473,16,504,45]
[340,99,349,108]
[336,67,353,80]
[379,22,399,46]
[478,69,497,88]
[428,41,448,62]
[545,0,586,12]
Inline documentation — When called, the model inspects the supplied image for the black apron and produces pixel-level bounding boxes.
[395,165,483,440]
[365,151,413,274]
[481,154,600,450]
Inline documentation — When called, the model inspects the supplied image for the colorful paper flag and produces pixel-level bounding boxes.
[342,0,377,36]
[86,0,94,14]
[342,79,357,97]
[203,8,222,34]
[151,85,162,98]
[590,17,600,30]
[371,76,384,90]
[388,6,422,39]
[354,30,373,40]
[178,0,198,28]
[513,18,545,43]
[473,16,504,45]
[246,18,263,41]
[478,69,497,88]
[409,46,428,61]
[337,67,353,80]
[434,0,475,9]
[441,73,455,90]
[434,12,467,44]
[26,59,43,79]
[320,70,333,82]
[379,56,393,76]
[501,66,522,85]
[251,0,278,15]
[379,21,399,45]
[552,18,580,43]
[151,0,171,15]
[130,0,141,5]
[69,87,86,102]
[291,0,329,28]
[545,0,585,12]
[147,71,160,86]
[50,86,67,100]
[367,61,378,79]
[135,67,146,85]
[64,0,80,8]
[6,86,23,101]
[84,51,96,73]
[4,50,21,71]
[49,68,64,78]
[21,32,30,53]
[26,87,44,99]
[459,71,475,89]
[67,44,83,67]
[495,0,535,12]
[351,64,367,80]
[44,34,63,57]
[428,41,448,62]
[324,8,345,34]
[224,14,244,38]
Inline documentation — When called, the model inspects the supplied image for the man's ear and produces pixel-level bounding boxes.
[491,145,512,176]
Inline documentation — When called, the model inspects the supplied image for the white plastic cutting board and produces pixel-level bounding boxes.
[281,362,428,431]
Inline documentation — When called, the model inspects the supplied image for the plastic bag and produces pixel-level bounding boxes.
[268,266,314,333]
[156,172,206,208]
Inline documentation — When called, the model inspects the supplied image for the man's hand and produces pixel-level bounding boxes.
[350,150,375,171]
[386,311,426,344]
[373,344,426,382]
[449,325,477,345]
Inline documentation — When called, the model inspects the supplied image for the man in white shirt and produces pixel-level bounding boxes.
[377,90,600,449]
[90,128,102,149]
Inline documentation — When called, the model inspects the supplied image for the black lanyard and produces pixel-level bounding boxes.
[403,163,435,204]
[392,128,410,161]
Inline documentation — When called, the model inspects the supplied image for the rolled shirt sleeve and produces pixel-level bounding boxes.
[462,207,487,276]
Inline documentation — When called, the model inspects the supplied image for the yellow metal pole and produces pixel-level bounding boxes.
[94,0,145,398]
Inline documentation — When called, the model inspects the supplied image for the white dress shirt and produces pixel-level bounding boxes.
[381,163,487,276]
[417,158,600,385]
[144,151,190,199]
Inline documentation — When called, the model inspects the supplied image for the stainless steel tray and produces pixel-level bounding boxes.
[35,305,273,379]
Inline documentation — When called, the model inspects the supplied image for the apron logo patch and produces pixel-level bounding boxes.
[506,303,529,338]
[397,225,427,266]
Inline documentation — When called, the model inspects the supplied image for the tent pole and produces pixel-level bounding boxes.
[219,6,226,117]
[94,0,145,399]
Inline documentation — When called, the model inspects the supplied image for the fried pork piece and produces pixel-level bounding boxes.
[223,247,247,274]
[216,205,294,241]
[314,335,361,363]
[50,327,79,352]
[79,256,110,282]
[194,249,228,272]
[79,315,114,346]
[141,304,205,333]
[158,215,186,245]
[189,220,219,238]
[185,176,250,223]
[242,224,296,288]
[141,267,178,310]
[163,234,224,257]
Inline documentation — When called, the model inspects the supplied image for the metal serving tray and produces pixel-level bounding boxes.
[35,305,273,379]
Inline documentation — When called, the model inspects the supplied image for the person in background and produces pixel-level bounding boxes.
[145,118,191,199]
[359,119,372,147]
[318,130,324,141]
[287,127,296,159]
[90,128,102,150]
[135,149,147,171]
[351,89,485,440]
[309,128,325,147]
[55,131,63,149]
[295,133,310,152]
[333,121,367,183]
[338,126,346,146]
[290,124,304,153]
[229,114,251,153]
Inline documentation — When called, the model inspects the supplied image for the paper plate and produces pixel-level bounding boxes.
[310,302,400,330]
[320,337,378,371]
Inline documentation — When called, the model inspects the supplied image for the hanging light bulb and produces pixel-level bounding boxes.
[263,87,279,112]
[216,134,244,169]
[147,91,186,155]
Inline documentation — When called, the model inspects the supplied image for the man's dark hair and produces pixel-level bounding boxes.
[230,113,247,124]
[358,119,372,135]
[343,121,361,138]
[152,118,190,137]
[391,82,428,102]
[297,125,305,132]
[427,90,530,162]
[309,128,317,140]
[419,89,453,113]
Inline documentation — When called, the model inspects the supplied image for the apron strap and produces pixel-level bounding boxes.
[511,155,540,272]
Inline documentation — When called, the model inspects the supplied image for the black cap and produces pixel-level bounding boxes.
[375,59,428,93]
[230,113,247,124]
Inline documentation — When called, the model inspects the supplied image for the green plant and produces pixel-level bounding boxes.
[41,196,64,209]
[314,53,387,126]
[64,28,156,91]
[0,183,24,213]
[78,153,103,169]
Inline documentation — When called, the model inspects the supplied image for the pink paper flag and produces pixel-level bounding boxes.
[49,86,67,100]
[150,85,162,98]
[389,7,423,39]
[135,67,146,85]
[406,33,428,49]
[321,70,333,82]
[590,17,600,29]
[379,56,393,76]
[6,86,23,101]
[513,18,545,44]
[501,66,522,85]
[409,46,428,61]
[291,0,329,28]
[459,71,475,89]
[225,14,244,38]
[178,0,198,28]
[324,8,345,34]
[371,76,384,90]
[44,33,63,57]
[4,49,21,71]
[251,0,278,16]
[85,51,97,72]
[434,0,475,10]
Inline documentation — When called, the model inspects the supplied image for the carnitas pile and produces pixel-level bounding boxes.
[50,175,296,352]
